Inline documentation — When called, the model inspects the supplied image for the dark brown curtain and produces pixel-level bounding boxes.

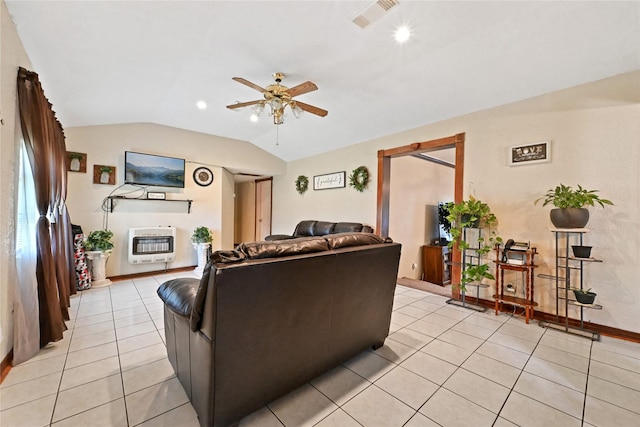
[17,67,75,347]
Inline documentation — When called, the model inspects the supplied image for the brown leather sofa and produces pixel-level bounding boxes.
[264,219,373,241]
[157,232,401,427]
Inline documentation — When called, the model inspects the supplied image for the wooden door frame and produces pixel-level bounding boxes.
[376,132,465,298]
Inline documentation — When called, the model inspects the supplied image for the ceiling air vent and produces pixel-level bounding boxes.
[352,0,400,29]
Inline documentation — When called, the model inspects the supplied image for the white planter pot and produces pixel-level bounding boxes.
[86,250,112,287]
[193,242,211,275]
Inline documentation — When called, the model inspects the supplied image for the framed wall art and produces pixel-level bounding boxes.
[313,171,346,190]
[93,165,116,185]
[509,140,551,166]
[66,151,87,173]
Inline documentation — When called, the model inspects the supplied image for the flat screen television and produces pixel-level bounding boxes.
[124,151,185,188]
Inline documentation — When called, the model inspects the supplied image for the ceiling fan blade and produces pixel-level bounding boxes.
[232,77,266,93]
[287,81,318,98]
[294,101,328,117]
[226,100,263,110]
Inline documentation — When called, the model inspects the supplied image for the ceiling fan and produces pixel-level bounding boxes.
[226,72,328,125]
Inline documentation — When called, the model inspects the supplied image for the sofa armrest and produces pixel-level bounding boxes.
[157,278,199,318]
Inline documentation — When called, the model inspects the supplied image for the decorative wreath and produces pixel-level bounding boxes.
[348,166,369,192]
[295,175,309,195]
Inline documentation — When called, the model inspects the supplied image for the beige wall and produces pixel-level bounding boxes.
[64,123,286,276]
[390,156,454,279]
[0,0,33,361]
[273,71,640,333]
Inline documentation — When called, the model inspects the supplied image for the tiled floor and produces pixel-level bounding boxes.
[1,273,639,427]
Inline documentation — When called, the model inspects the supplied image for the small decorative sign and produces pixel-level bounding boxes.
[313,171,346,190]
[66,151,87,173]
[93,165,116,185]
[509,141,551,166]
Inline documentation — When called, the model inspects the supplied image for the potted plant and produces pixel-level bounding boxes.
[572,288,596,305]
[445,196,502,292]
[535,184,613,228]
[84,229,114,287]
[192,226,213,274]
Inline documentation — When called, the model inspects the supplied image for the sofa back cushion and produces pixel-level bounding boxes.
[293,220,317,237]
[324,232,385,249]
[238,236,330,260]
[313,221,336,236]
[334,222,364,233]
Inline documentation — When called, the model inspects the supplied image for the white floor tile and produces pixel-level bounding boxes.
[583,395,640,427]
[0,394,56,427]
[117,330,164,354]
[310,365,370,406]
[500,392,581,427]
[125,377,189,426]
[400,351,457,385]
[589,359,640,391]
[387,328,434,350]
[343,351,395,382]
[65,341,118,369]
[0,371,61,410]
[443,368,510,413]
[523,356,587,392]
[462,353,521,388]
[314,408,361,427]
[268,383,338,427]
[3,277,637,427]
[420,338,474,366]
[122,358,176,395]
[1,354,66,387]
[59,356,121,391]
[52,374,124,422]
[136,402,200,427]
[586,375,640,414]
[375,366,439,409]
[476,340,531,369]
[342,385,415,426]
[51,397,127,427]
[514,372,584,419]
[419,387,497,427]
[239,407,284,427]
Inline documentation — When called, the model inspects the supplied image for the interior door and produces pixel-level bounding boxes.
[255,178,272,240]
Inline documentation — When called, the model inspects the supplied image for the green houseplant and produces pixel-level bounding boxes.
[445,196,502,291]
[535,184,613,228]
[192,226,212,244]
[192,226,212,274]
[84,229,114,287]
[84,229,114,252]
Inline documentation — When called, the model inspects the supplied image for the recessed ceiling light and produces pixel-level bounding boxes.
[196,100,207,110]
[250,113,259,122]
[395,26,411,43]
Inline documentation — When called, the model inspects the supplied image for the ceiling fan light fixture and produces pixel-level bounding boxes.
[291,103,303,119]
[249,113,259,122]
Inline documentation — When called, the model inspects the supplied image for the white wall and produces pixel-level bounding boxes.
[273,71,640,334]
[64,123,285,276]
[0,0,33,362]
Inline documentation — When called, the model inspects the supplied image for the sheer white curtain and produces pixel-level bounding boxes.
[13,141,40,365]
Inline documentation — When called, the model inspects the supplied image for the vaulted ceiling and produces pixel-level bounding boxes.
[6,1,639,161]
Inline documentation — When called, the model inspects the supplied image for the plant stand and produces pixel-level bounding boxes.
[446,228,487,312]
[86,250,112,287]
[193,243,211,275]
[537,228,602,341]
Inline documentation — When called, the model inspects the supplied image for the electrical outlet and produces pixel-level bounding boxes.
[506,283,515,293]
[411,263,417,270]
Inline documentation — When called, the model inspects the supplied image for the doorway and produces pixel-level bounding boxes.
[376,133,465,297]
